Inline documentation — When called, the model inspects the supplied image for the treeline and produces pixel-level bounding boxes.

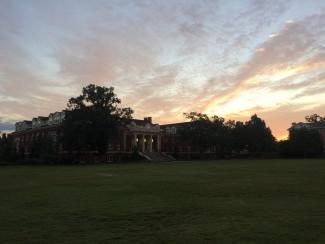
[0,133,59,164]
[179,112,324,159]
[180,112,276,158]
[278,114,324,158]
[0,84,324,164]
[0,134,17,163]
[279,126,324,158]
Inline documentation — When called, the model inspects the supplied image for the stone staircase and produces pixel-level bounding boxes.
[138,152,175,162]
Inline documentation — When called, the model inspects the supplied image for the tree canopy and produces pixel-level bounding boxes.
[0,133,16,162]
[180,112,275,157]
[181,112,216,155]
[245,114,276,154]
[62,84,133,154]
[287,128,323,158]
[279,113,325,158]
[305,114,325,123]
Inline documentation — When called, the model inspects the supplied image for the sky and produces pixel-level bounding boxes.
[0,0,324,138]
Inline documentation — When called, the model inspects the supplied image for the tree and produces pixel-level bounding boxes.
[228,120,248,153]
[0,133,17,163]
[181,112,232,158]
[181,112,214,158]
[277,139,292,158]
[245,114,276,154]
[181,113,276,158]
[62,84,133,155]
[288,128,323,158]
[305,114,325,123]
[211,116,231,158]
[0,134,4,161]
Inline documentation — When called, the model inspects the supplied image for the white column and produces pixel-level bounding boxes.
[157,135,161,152]
[149,135,153,152]
[141,134,145,152]
[133,134,137,150]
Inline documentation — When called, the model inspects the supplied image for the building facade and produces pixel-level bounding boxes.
[12,112,215,162]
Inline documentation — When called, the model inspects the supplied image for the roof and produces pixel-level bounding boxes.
[160,121,192,128]
[18,120,32,124]
[129,118,158,126]
[11,124,61,136]
[290,122,325,130]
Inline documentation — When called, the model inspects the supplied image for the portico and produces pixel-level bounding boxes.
[122,119,162,153]
[131,134,160,152]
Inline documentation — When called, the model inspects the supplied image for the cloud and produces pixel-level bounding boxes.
[0,0,325,139]
[204,12,325,119]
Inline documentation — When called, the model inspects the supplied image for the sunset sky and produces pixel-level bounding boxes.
[0,0,324,138]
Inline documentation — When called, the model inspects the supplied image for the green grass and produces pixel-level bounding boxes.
[1,160,325,243]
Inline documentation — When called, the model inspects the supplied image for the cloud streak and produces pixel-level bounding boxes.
[0,0,325,138]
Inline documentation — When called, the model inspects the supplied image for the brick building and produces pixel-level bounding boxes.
[12,112,216,162]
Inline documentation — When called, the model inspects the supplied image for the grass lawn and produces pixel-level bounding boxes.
[1,159,325,243]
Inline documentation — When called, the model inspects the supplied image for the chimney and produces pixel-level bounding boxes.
[144,117,152,124]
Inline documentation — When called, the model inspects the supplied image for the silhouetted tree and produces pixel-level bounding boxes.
[62,84,133,155]
[211,116,232,158]
[181,112,214,158]
[244,114,276,155]
[305,114,325,123]
[0,134,5,162]
[0,133,17,163]
[181,113,276,158]
[288,128,323,158]
[228,121,248,153]
[278,139,292,158]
